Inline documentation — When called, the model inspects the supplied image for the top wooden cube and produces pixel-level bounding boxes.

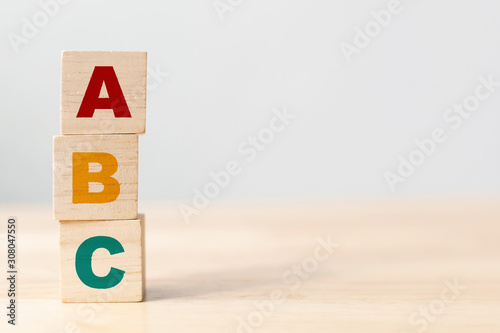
[61,51,147,135]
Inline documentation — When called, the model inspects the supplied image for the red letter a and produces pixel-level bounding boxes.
[76,66,132,118]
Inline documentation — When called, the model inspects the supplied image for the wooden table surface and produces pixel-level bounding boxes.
[1,200,500,332]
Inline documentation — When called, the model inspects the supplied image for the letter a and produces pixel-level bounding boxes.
[76,66,132,118]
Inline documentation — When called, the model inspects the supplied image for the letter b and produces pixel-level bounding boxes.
[414,137,436,156]
[72,152,120,204]
[39,0,60,17]
[370,9,392,27]
[209,169,231,188]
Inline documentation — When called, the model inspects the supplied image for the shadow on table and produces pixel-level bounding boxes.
[146,261,329,301]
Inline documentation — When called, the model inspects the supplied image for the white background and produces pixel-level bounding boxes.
[1,0,500,204]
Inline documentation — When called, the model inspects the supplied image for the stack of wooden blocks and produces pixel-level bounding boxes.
[53,51,147,302]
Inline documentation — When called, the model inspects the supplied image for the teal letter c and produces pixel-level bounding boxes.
[75,236,125,289]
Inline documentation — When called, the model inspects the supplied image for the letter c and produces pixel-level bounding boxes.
[75,236,125,289]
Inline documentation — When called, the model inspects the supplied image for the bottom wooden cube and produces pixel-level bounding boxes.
[59,215,145,302]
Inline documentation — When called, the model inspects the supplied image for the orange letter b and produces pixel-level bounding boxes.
[72,153,120,204]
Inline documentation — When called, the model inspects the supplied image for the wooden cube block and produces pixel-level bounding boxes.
[61,51,147,135]
[59,215,145,302]
[53,135,138,221]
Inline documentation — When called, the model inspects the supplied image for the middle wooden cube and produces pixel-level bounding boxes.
[54,134,138,221]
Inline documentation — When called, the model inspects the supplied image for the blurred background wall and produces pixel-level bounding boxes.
[1,0,499,205]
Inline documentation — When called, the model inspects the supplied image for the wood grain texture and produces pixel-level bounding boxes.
[59,215,145,303]
[61,51,147,135]
[53,135,138,220]
[1,201,500,332]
